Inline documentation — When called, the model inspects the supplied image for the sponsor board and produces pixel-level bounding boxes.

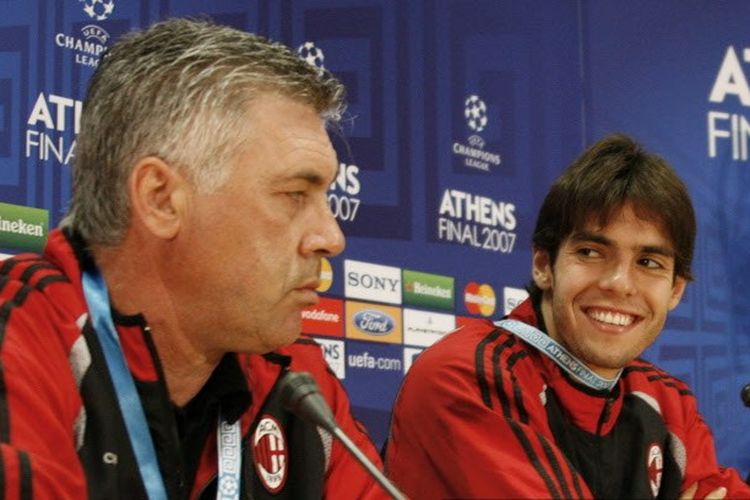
[456,315,488,329]
[327,163,362,223]
[345,301,402,344]
[312,337,346,379]
[503,287,529,315]
[345,340,403,374]
[436,189,518,254]
[316,257,333,292]
[403,347,423,374]
[344,259,401,304]
[0,202,48,252]
[707,46,750,161]
[402,269,454,310]
[403,308,455,347]
[342,340,404,411]
[464,282,497,317]
[26,93,82,166]
[301,297,343,337]
[54,24,109,68]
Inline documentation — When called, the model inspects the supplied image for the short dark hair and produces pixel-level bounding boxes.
[529,134,696,301]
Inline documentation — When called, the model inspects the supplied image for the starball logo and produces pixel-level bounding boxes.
[297,41,325,73]
[707,46,750,161]
[80,0,115,21]
[453,94,502,172]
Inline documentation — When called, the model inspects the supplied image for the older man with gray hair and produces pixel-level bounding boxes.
[0,18,385,499]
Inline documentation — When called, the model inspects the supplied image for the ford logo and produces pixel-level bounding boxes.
[353,310,394,336]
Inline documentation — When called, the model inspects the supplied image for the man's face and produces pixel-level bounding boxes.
[532,203,686,378]
[178,95,344,355]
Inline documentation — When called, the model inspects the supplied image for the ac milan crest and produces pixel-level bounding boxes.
[646,442,663,497]
[253,415,288,493]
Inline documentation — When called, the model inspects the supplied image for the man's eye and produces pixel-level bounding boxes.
[639,257,664,269]
[577,247,600,258]
[288,191,305,201]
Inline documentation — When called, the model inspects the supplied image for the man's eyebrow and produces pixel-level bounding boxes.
[570,230,675,257]
[641,245,675,258]
[280,169,330,187]
[569,230,611,246]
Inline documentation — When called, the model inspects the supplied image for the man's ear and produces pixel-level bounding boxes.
[532,248,553,291]
[668,276,687,311]
[128,156,189,240]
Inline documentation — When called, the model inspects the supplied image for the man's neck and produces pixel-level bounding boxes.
[93,243,222,407]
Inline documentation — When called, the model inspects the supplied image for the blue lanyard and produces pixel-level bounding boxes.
[82,268,242,500]
[495,319,621,391]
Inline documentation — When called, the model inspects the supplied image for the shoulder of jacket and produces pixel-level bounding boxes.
[622,358,695,411]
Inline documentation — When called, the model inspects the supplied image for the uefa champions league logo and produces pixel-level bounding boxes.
[452,94,501,172]
[297,41,325,72]
[80,0,115,21]
[465,95,488,133]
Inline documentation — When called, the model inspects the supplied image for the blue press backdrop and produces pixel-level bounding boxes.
[1,0,748,475]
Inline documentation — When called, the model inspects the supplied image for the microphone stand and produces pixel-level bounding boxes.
[280,371,407,500]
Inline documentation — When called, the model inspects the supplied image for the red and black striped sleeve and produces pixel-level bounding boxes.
[385,323,591,499]
[0,256,88,499]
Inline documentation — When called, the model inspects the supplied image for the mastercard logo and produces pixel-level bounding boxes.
[317,258,333,292]
[464,282,496,317]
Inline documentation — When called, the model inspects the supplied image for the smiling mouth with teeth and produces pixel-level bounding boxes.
[588,309,635,327]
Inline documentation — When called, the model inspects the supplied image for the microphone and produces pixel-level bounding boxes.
[741,384,750,408]
[279,371,406,500]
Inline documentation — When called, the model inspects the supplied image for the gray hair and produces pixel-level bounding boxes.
[65,18,345,246]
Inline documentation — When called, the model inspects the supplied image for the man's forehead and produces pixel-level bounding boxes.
[573,207,676,250]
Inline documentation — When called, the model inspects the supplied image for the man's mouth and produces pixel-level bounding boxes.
[586,308,636,327]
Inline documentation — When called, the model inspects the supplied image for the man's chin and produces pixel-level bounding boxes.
[267,323,304,351]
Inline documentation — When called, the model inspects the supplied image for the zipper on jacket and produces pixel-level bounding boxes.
[595,397,615,436]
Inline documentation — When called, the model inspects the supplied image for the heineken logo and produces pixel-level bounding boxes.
[0,202,49,252]
[402,269,454,311]
[0,218,44,236]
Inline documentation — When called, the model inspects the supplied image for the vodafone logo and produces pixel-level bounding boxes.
[464,282,496,317]
[301,297,343,337]
[301,309,339,322]
[253,416,288,494]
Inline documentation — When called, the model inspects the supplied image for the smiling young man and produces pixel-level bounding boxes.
[385,134,750,499]
[0,19,387,499]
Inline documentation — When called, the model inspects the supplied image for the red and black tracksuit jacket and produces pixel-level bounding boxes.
[0,228,385,499]
[386,298,750,499]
